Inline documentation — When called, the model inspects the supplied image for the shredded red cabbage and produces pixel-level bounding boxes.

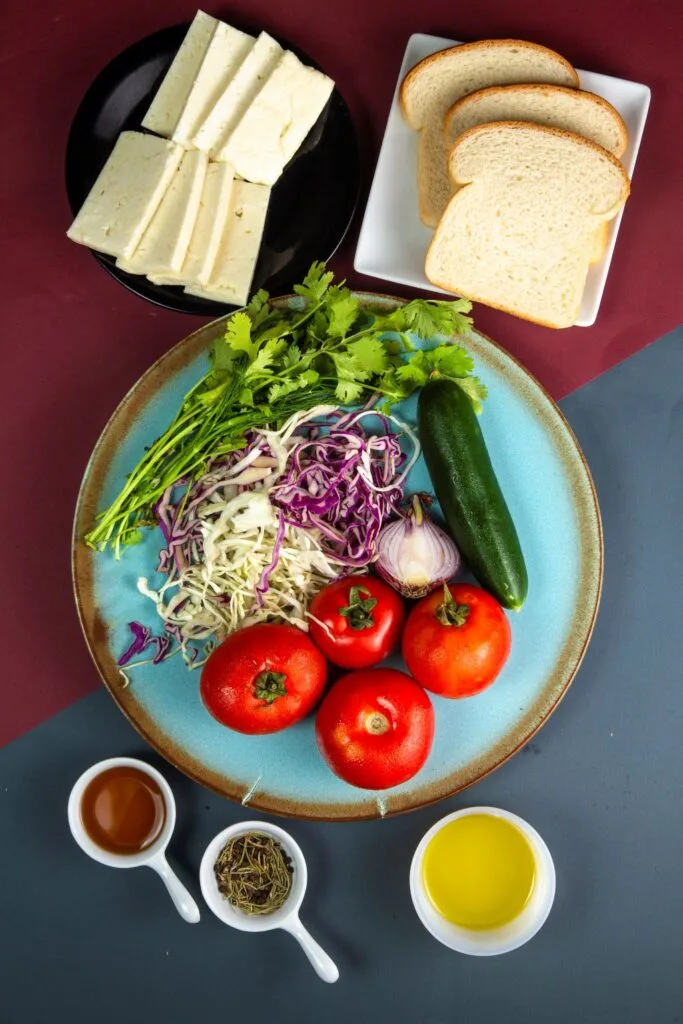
[119,621,171,666]
[269,413,407,568]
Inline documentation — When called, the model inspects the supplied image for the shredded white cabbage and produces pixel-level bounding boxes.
[136,407,352,662]
[135,404,414,666]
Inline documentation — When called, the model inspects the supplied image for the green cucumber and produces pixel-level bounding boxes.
[418,377,528,610]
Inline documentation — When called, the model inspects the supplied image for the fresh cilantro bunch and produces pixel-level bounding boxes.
[86,263,485,555]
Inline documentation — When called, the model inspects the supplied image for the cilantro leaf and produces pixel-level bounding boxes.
[335,378,365,404]
[268,379,301,404]
[245,288,271,330]
[294,261,335,304]
[395,361,428,388]
[246,338,288,377]
[224,312,257,360]
[401,298,473,339]
[453,375,488,415]
[299,368,320,387]
[326,288,360,338]
[333,351,371,383]
[284,343,302,368]
[348,336,389,375]
[307,308,330,342]
[425,344,474,378]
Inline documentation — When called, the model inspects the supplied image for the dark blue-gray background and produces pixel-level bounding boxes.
[2,328,681,1024]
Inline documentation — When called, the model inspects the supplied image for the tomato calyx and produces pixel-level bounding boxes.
[338,586,378,631]
[253,671,288,705]
[435,584,470,628]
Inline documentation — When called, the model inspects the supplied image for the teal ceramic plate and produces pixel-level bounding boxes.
[72,294,602,820]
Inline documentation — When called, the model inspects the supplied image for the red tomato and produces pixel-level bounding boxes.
[200,623,327,734]
[315,668,434,789]
[402,584,511,698]
[308,575,405,669]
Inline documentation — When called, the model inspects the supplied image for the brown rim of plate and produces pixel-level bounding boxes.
[72,293,603,821]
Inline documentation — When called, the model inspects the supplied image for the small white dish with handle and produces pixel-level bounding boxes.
[67,755,200,924]
[200,820,339,983]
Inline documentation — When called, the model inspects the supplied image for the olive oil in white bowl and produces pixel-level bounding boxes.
[410,806,556,955]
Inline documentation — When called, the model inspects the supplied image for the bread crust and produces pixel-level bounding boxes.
[443,83,628,158]
[448,120,631,205]
[400,38,580,127]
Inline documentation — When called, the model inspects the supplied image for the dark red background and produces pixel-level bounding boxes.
[1,0,681,745]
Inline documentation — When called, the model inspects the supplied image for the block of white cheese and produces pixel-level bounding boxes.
[193,31,283,158]
[185,180,270,306]
[221,51,334,185]
[141,11,218,138]
[172,23,254,147]
[117,149,208,276]
[66,132,183,258]
[147,161,236,287]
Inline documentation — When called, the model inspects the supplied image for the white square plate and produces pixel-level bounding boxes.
[354,33,651,327]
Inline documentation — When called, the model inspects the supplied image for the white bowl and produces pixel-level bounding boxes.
[410,805,556,956]
[68,756,176,868]
[200,821,339,983]
[67,756,200,923]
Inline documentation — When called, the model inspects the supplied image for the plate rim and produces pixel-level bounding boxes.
[72,293,603,821]
[64,21,361,317]
[354,30,651,329]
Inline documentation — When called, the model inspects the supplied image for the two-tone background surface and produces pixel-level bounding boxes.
[1,0,682,1020]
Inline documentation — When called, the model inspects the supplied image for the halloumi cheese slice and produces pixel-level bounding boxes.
[185,180,270,306]
[117,149,208,276]
[147,161,235,287]
[172,23,253,147]
[141,11,218,138]
[222,51,334,185]
[193,32,283,158]
[67,132,183,259]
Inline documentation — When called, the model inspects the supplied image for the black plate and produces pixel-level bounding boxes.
[65,24,361,315]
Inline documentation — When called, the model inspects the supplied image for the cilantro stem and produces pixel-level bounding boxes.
[86,264,478,555]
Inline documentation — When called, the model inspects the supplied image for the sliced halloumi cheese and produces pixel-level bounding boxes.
[117,149,208,276]
[172,23,254,147]
[146,161,236,287]
[185,180,270,306]
[222,51,334,186]
[193,32,283,158]
[141,11,218,138]
[66,132,183,259]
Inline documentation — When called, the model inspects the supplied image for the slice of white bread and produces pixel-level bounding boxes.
[222,51,334,186]
[425,122,630,329]
[193,32,283,158]
[444,83,628,263]
[400,40,579,228]
[445,84,628,157]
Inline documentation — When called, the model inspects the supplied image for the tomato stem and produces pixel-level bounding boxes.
[436,584,470,627]
[365,711,390,736]
[338,585,377,631]
[253,671,288,705]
